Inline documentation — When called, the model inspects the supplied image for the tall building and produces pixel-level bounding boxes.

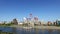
[29,13,32,18]
[23,17,27,23]
[34,16,38,23]
[12,18,18,25]
[56,19,60,25]
[53,22,57,26]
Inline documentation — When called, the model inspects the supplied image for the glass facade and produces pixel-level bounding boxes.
[58,21,60,25]
[56,19,60,25]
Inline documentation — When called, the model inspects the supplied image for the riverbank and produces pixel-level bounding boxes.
[9,25,60,29]
[34,26,60,29]
[0,32,14,34]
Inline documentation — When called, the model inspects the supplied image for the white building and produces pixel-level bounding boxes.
[18,22,23,25]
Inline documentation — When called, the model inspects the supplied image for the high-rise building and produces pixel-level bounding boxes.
[56,19,60,25]
[29,13,32,18]
[23,17,27,23]
[12,18,18,25]
[34,16,38,23]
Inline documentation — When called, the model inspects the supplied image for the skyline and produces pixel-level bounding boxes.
[0,0,60,22]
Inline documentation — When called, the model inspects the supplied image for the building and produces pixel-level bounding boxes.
[18,22,23,26]
[56,19,60,25]
[12,18,18,25]
[53,22,57,26]
[40,20,47,26]
[47,21,52,26]
[34,16,38,22]
[0,21,4,25]
[23,17,34,26]
[33,16,41,26]
[23,17,27,23]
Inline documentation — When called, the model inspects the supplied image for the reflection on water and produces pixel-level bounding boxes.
[12,27,17,34]
[47,29,53,34]
[0,27,60,34]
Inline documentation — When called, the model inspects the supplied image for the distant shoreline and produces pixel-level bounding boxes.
[33,26,60,29]
[9,25,60,29]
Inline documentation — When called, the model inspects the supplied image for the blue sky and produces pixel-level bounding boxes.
[0,0,60,22]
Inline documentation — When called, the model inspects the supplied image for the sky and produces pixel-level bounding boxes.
[0,0,60,22]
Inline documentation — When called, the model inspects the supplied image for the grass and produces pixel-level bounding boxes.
[0,32,14,34]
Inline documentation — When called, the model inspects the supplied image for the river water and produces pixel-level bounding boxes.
[0,27,60,34]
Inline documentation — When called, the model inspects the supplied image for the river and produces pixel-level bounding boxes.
[0,27,60,34]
